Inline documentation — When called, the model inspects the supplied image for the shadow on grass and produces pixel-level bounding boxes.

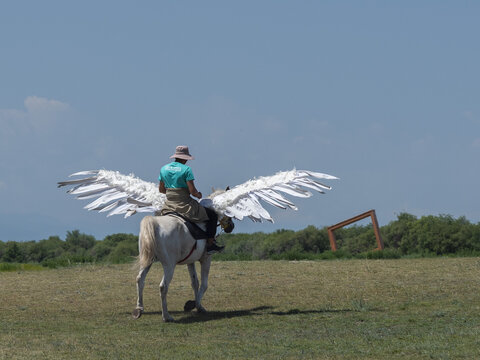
[269,308,354,316]
[138,305,272,324]
[135,305,368,324]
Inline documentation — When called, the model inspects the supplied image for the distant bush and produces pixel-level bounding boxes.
[2,242,26,263]
[107,240,138,264]
[0,231,140,270]
[354,249,402,260]
[41,254,94,269]
[1,213,479,269]
[382,213,480,255]
[318,249,351,260]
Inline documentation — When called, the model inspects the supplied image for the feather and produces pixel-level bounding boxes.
[272,184,312,198]
[292,178,328,193]
[259,189,297,209]
[98,200,121,213]
[69,170,100,177]
[69,184,113,196]
[107,201,132,217]
[224,205,245,220]
[254,191,288,209]
[76,188,117,200]
[297,170,339,180]
[57,177,97,188]
[248,193,274,222]
[127,198,153,207]
[84,192,127,211]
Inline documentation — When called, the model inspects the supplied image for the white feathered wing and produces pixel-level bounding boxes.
[204,169,338,222]
[58,169,338,221]
[57,170,164,218]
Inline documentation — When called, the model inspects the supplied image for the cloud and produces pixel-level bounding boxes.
[472,138,480,148]
[24,96,69,113]
[24,96,69,131]
[0,181,5,190]
[0,96,70,137]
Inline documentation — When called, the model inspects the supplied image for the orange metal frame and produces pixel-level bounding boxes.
[327,210,384,251]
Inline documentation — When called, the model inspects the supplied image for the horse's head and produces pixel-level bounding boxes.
[219,215,235,233]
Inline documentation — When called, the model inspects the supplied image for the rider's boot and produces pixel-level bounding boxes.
[206,238,224,255]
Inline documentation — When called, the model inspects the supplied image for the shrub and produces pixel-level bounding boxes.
[103,233,138,247]
[107,240,138,264]
[65,230,96,252]
[89,242,113,262]
[2,242,25,263]
[355,249,401,260]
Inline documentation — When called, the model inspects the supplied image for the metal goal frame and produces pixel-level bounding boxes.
[327,209,384,251]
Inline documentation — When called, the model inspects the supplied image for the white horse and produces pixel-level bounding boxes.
[58,169,337,322]
[133,215,233,322]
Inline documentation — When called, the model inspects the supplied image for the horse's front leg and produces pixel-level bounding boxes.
[185,263,199,312]
[159,263,175,322]
[195,255,212,313]
[133,265,151,319]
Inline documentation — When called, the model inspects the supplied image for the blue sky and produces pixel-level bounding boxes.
[1,1,479,241]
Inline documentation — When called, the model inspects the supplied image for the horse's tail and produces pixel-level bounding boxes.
[137,216,157,269]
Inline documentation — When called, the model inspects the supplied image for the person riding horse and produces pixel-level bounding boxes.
[158,145,224,254]
[58,155,337,321]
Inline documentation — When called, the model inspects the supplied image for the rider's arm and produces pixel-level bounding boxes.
[159,181,166,194]
[187,180,202,199]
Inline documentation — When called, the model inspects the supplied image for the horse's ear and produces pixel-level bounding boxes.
[226,186,230,191]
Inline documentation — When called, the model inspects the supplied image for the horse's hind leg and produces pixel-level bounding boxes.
[133,265,151,319]
[160,264,175,322]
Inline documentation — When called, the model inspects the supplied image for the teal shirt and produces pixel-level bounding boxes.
[159,162,195,189]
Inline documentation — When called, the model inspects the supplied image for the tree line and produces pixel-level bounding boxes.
[217,212,480,260]
[0,231,138,268]
[1,213,479,267]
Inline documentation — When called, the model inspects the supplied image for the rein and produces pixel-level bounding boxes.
[177,242,197,264]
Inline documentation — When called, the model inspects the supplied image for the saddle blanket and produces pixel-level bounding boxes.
[162,211,209,240]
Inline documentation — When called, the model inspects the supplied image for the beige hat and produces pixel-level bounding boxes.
[170,145,194,160]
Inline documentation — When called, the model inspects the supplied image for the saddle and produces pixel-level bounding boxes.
[162,211,209,240]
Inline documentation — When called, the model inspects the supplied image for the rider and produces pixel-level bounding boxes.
[158,145,224,254]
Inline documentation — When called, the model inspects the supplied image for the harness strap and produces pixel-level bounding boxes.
[177,242,197,264]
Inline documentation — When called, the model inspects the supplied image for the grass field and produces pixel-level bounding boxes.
[1,258,480,359]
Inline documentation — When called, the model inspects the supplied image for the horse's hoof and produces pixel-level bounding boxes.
[197,306,207,314]
[184,300,196,312]
[163,317,175,323]
[132,308,143,319]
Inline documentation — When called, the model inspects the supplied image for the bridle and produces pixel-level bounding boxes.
[218,215,235,233]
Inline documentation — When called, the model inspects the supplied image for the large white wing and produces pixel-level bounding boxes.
[57,170,164,218]
[206,169,338,223]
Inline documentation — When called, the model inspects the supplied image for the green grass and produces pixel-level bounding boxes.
[1,258,480,359]
[0,263,45,272]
